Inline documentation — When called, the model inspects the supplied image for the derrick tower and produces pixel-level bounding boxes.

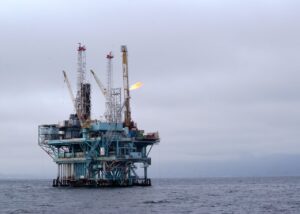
[76,43,91,122]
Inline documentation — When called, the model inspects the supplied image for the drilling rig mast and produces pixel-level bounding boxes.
[76,43,91,124]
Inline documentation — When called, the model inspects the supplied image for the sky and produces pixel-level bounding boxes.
[1,0,300,178]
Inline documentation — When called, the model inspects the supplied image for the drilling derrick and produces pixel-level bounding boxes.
[38,44,159,187]
[76,44,91,123]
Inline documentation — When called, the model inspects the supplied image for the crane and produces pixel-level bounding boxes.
[90,69,107,97]
[62,70,84,127]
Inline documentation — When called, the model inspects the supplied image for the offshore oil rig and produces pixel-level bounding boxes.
[38,44,159,187]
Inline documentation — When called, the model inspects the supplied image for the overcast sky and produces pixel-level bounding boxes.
[1,0,300,178]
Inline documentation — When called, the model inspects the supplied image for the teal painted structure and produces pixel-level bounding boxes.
[38,44,159,187]
[38,114,159,187]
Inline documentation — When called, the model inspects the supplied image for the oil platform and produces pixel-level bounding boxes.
[38,44,159,187]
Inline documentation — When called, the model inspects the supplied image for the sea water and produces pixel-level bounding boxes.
[1,177,300,213]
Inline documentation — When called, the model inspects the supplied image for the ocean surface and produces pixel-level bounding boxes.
[1,177,300,214]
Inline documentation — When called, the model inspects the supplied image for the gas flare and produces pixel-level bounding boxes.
[130,82,143,90]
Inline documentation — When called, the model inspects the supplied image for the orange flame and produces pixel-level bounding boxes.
[130,82,143,91]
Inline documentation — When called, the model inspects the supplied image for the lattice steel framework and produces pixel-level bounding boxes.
[38,44,159,187]
[105,52,114,122]
[76,44,91,122]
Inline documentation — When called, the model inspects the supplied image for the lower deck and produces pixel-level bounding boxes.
[52,178,152,187]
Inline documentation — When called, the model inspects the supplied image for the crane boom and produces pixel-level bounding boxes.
[90,69,106,96]
[62,70,76,107]
[62,70,83,126]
